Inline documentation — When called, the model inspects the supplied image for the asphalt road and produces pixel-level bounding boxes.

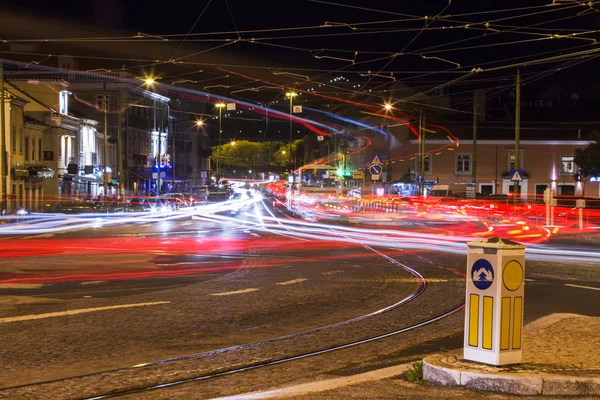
[0,197,598,399]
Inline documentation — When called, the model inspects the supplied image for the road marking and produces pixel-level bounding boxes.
[564,284,600,291]
[323,270,344,276]
[0,301,170,324]
[211,288,259,296]
[276,278,307,286]
[0,283,45,289]
[525,278,535,282]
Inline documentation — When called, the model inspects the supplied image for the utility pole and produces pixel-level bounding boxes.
[0,62,6,216]
[103,94,108,201]
[420,111,426,196]
[472,91,478,185]
[171,117,175,190]
[117,95,123,199]
[514,69,521,200]
[417,110,426,196]
[215,102,225,179]
[285,92,297,180]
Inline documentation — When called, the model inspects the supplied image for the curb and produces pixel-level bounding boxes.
[423,354,600,396]
[210,363,411,399]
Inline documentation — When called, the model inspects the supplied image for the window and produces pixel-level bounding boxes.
[558,184,575,196]
[560,156,575,174]
[416,154,432,174]
[96,96,108,110]
[12,127,16,152]
[25,137,29,161]
[481,184,493,195]
[32,137,35,161]
[507,151,524,170]
[38,139,42,161]
[456,154,471,173]
[20,128,23,153]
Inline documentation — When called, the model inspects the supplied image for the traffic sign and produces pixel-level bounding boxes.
[293,105,303,113]
[369,164,383,176]
[317,135,324,141]
[370,154,383,165]
[509,169,524,182]
[416,175,424,184]
[226,102,236,111]
[471,259,494,291]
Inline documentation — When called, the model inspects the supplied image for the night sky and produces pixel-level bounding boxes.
[1,0,599,115]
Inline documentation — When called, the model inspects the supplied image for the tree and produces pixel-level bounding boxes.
[212,140,294,173]
[574,132,600,196]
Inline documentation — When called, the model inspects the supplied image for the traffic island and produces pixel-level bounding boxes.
[423,313,600,396]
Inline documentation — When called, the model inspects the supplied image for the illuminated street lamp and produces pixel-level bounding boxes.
[285,91,298,175]
[195,120,204,127]
[230,140,236,146]
[215,103,226,176]
[384,103,393,111]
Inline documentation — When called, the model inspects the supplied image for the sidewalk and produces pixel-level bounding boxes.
[210,314,599,399]
[424,313,600,396]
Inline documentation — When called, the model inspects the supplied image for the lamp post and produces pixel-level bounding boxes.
[285,91,297,178]
[103,94,108,201]
[215,102,226,178]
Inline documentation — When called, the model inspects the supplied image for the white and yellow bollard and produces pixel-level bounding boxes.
[464,237,526,366]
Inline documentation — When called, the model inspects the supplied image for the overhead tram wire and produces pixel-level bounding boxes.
[169,0,215,61]
[5,1,590,44]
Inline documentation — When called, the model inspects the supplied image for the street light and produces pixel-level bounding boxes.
[285,91,298,176]
[215,102,226,177]
[384,103,393,111]
[195,120,204,127]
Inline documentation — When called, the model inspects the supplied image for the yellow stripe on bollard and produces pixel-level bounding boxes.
[513,296,523,349]
[468,294,479,347]
[483,296,494,350]
[501,297,511,350]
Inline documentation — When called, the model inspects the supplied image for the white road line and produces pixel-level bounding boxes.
[211,288,260,296]
[564,284,600,291]
[276,278,308,286]
[0,283,45,289]
[525,279,535,282]
[0,301,170,324]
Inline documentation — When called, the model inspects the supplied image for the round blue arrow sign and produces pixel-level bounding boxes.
[370,164,383,175]
[471,259,494,290]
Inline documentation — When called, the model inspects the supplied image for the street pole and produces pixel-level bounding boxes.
[514,69,521,201]
[289,94,293,176]
[420,112,426,196]
[495,146,498,194]
[418,110,423,196]
[172,117,175,190]
[0,62,6,216]
[472,91,478,185]
[103,94,108,201]
[219,106,222,177]
[155,99,161,197]
[117,95,123,199]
